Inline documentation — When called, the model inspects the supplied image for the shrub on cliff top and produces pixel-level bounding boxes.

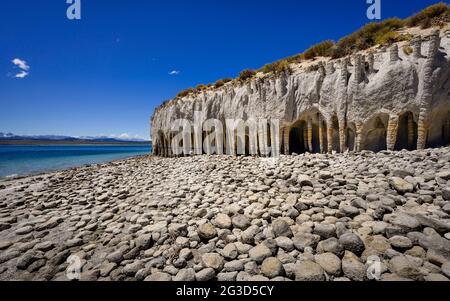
[302,40,335,60]
[214,80,225,88]
[238,69,256,81]
[260,60,292,74]
[215,77,233,88]
[177,88,194,98]
[195,84,207,91]
[406,2,449,28]
[329,17,406,58]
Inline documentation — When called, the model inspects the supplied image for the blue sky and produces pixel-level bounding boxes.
[0,0,444,140]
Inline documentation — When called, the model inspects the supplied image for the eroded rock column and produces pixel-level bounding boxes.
[167,134,173,157]
[412,36,422,59]
[387,115,399,151]
[367,53,375,74]
[283,127,290,155]
[408,113,415,148]
[339,118,346,153]
[354,54,362,84]
[355,122,363,152]
[162,136,168,157]
[307,118,313,152]
[418,30,440,150]
[327,121,334,154]
[319,120,325,154]
[390,44,400,63]
[303,125,308,152]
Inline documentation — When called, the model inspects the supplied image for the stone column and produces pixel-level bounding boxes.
[367,53,375,74]
[318,62,325,77]
[354,54,362,84]
[412,36,422,59]
[307,118,313,152]
[325,62,335,75]
[417,119,428,150]
[283,127,290,155]
[418,30,440,150]
[339,118,346,153]
[390,44,400,63]
[319,120,325,154]
[167,134,172,157]
[355,122,363,152]
[162,136,167,157]
[303,125,308,152]
[408,113,415,148]
[386,115,399,151]
[327,121,334,154]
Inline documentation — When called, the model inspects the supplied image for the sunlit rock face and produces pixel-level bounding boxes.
[151,28,450,157]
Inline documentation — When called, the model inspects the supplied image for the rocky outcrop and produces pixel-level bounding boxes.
[151,27,450,156]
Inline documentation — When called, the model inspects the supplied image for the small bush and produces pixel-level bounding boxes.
[406,2,449,28]
[238,69,256,81]
[302,40,335,60]
[330,18,406,58]
[195,84,207,91]
[375,31,400,45]
[214,77,233,88]
[214,80,225,88]
[286,53,304,64]
[177,88,194,98]
[260,60,291,74]
[403,46,413,56]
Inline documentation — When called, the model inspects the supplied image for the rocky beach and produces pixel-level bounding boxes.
[1,148,450,281]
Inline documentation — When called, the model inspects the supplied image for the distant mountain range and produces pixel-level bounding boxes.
[0,132,151,144]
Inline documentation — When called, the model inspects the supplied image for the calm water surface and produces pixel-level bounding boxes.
[0,145,151,179]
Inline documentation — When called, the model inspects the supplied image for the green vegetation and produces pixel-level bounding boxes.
[176,88,194,98]
[406,2,449,28]
[238,69,256,81]
[260,60,291,74]
[162,2,449,105]
[302,40,335,60]
[214,77,233,88]
[403,45,413,56]
[196,84,207,91]
[214,80,225,88]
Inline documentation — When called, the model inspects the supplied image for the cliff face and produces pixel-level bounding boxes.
[151,27,450,156]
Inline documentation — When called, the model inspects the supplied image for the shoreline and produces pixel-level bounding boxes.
[0,144,152,182]
[0,153,151,184]
[0,140,151,146]
[0,148,449,281]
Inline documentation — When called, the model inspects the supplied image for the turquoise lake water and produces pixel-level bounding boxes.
[0,145,151,179]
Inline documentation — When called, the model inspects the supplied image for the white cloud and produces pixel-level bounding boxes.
[11,58,30,78]
[15,71,29,78]
[169,70,180,75]
[12,58,30,71]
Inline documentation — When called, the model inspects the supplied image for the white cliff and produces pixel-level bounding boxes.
[151,27,450,156]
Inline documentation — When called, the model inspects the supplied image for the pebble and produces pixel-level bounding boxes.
[260,257,284,278]
[249,244,272,264]
[1,147,450,282]
[295,261,325,281]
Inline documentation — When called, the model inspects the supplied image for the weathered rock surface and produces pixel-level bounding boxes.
[1,146,450,281]
[151,27,450,158]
